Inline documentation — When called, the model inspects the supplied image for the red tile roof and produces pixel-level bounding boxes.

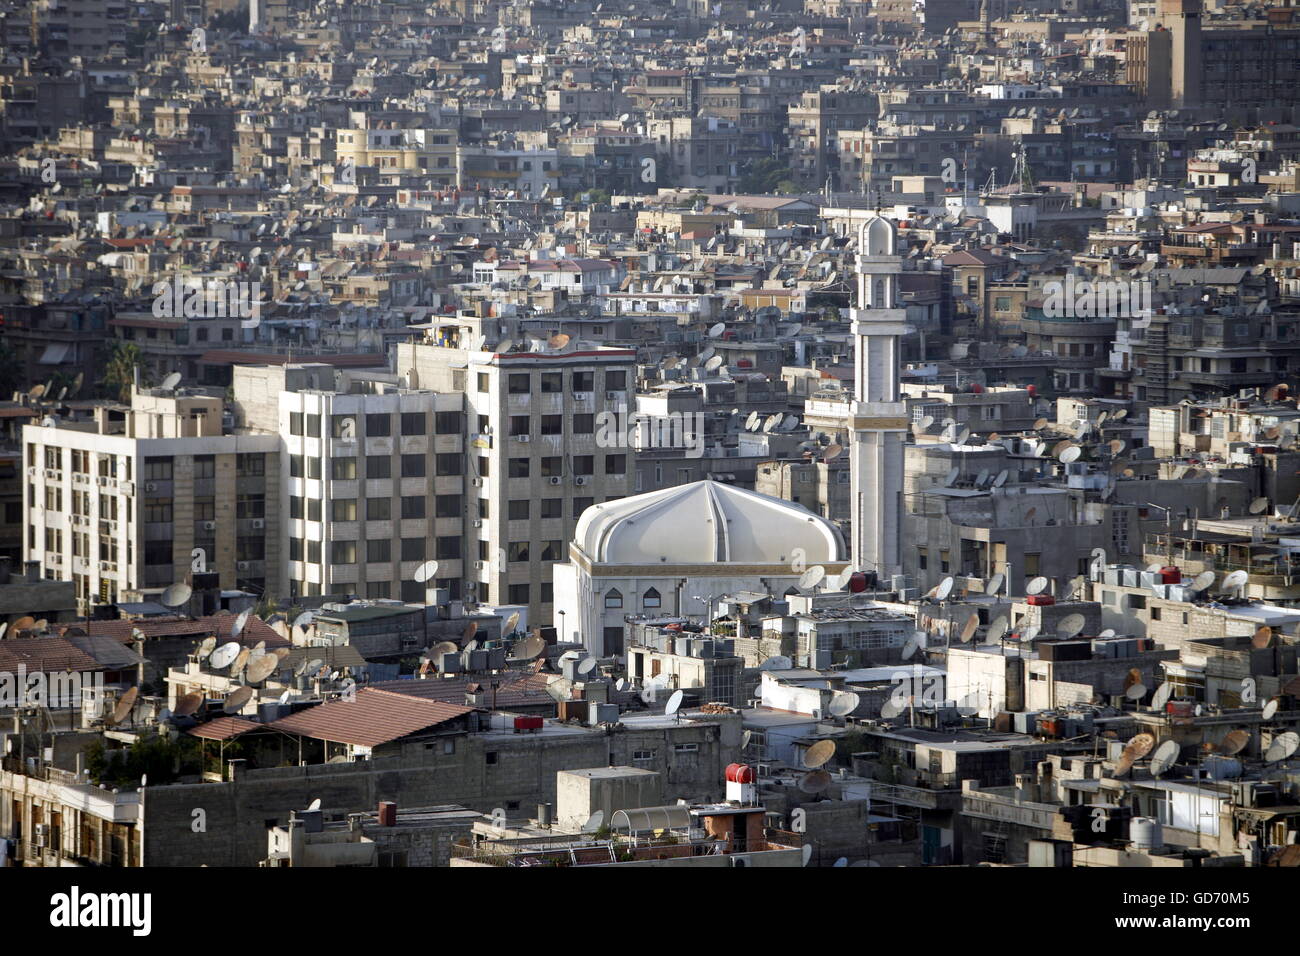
[265,688,473,747]
[0,637,102,672]
[54,614,288,649]
[372,671,555,710]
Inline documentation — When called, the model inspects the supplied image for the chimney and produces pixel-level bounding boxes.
[378,801,397,826]
[25,560,40,583]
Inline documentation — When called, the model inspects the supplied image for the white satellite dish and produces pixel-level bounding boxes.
[414,559,440,583]
[209,642,240,670]
[935,576,954,601]
[1150,740,1179,776]
[986,572,1005,596]
[828,692,860,717]
[1262,698,1279,721]
[1026,576,1048,596]
[665,689,685,716]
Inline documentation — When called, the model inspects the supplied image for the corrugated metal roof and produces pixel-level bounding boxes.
[372,671,554,710]
[188,716,262,741]
[265,688,473,747]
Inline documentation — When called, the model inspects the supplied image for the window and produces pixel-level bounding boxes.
[509,541,530,562]
[508,458,530,478]
[509,499,530,520]
[477,373,490,393]
[509,415,530,436]
[508,373,530,394]
[290,455,304,478]
[436,536,461,559]
[237,494,265,519]
[237,453,264,477]
[332,498,357,521]
[330,414,355,438]
[401,454,426,478]
[290,496,304,519]
[367,455,391,478]
[643,587,662,609]
[367,497,391,520]
[367,539,391,563]
[541,415,563,435]
[540,372,562,393]
[541,540,562,561]
[192,455,215,479]
[401,495,426,519]
[290,412,303,436]
[365,413,392,436]
[331,458,357,480]
[401,538,425,561]
[508,583,530,604]
[606,370,626,390]
[307,540,321,563]
[573,370,594,392]
[541,498,562,519]
[144,499,172,523]
[307,499,321,521]
[573,456,593,476]
[605,588,623,609]
[435,411,462,434]
[144,457,173,481]
[605,454,626,475]
[331,540,357,564]
[401,412,426,435]
[307,458,321,480]
[573,413,594,433]
[435,495,460,518]
[435,453,462,476]
[541,457,563,477]
[306,414,321,437]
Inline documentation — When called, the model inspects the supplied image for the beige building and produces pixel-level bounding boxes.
[23,385,281,610]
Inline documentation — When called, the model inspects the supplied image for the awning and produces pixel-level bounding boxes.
[38,343,70,365]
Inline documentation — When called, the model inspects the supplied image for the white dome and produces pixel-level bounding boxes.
[573,480,845,566]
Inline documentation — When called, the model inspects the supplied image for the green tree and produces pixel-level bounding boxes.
[738,157,798,195]
[100,341,145,402]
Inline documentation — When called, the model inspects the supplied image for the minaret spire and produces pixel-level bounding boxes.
[848,215,908,582]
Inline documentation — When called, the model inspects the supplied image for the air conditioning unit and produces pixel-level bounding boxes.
[44,468,57,479]
[237,561,250,571]
[27,466,36,477]
[145,482,158,493]
[516,434,530,442]
[548,476,562,485]
[203,521,216,531]
[251,518,265,529]
[574,476,588,485]
[605,391,622,400]
[474,560,485,569]
[33,823,49,848]
[471,477,481,487]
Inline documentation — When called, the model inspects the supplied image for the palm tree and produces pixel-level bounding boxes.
[100,340,145,402]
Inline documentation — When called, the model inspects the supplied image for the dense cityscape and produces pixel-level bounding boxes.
[0,0,1296,914]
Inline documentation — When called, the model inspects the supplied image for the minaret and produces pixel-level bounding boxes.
[849,215,908,583]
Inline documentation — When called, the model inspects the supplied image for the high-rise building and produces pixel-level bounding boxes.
[396,322,636,631]
[849,216,908,582]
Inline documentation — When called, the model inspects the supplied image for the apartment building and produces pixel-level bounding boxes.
[23,386,281,610]
[397,323,636,627]
[334,124,459,188]
[232,364,466,603]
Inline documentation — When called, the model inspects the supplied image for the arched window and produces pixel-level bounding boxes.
[642,587,661,609]
[874,278,884,306]
[604,588,623,609]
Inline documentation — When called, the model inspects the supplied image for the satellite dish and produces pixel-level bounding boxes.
[1125,683,1147,701]
[799,566,827,590]
[1221,729,1250,756]
[577,656,597,676]
[293,611,314,631]
[548,332,571,350]
[1265,732,1298,763]
[109,687,139,726]
[307,798,322,812]
[959,613,979,643]
[1124,733,1157,760]
[173,693,203,718]
[993,470,1008,488]
[934,576,955,601]
[1151,683,1172,711]
[665,686,686,717]
[804,739,836,768]
[464,639,479,654]
[231,608,252,639]
[463,620,479,641]
[209,642,240,669]
[879,697,905,720]
[1262,698,1279,721]
[1019,624,1040,643]
[798,770,832,794]
[414,559,440,584]
[1252,625,1273,649]
[1057,613,1085,639]
[160,371,182,391]
[943,467,959,486]
[1249,496,1269,515]
[230,647,251,678]
[161,582,192,607]
[901,633,925,660]
[582,810,605,833]
[987,572,1005,596]
[1027,576,1048,596]
[823,443,843,462]
[514,634,546,661]
[1222,569,1248,593]
[1149,740,1179,776]
[1192,571,1216,591]
[222,686,254,715]
[504,611,520,635]
[546,677,573,702]
[245,654,278,685]
[987,616,1010,642]
[760,655,792,670]
[196,636,217,659]
[1059,445,1081,464]
[828,692,860,718]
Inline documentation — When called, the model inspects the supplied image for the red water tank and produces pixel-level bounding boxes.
[725,763,755,784]
[1159,566,1181,584]
[970,382,984,393]
[1166,700,1194,718]
[1026,385,1037,397]
[847,571,869,593]
[514,716,543,733]
[1026,594,1055,606]
[737,358,753,368]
